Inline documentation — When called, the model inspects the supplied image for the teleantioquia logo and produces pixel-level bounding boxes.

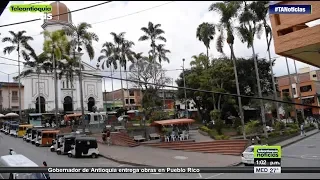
[9,4,52,13]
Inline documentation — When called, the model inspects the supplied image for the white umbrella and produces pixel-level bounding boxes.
[5,113,19,118]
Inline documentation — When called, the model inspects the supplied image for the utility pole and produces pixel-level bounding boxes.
[53,53,59,126]
[182,58,188,118]
[293,60,305,120]
[285,58,298,123]
[111,66,115,110]
[77,47,86,133]
[8,74,10,109]
[17,50,22,122]
[37,67,41,113]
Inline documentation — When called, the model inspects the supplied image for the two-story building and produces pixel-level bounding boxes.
[277,67,320,116]
[0,82,24,111]
[103,88,178,111]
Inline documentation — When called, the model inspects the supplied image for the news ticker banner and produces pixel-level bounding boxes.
[269,4,312,14]
[0,167,320,174]
[254,146,281,174]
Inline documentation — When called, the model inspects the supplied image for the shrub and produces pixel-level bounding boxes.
[245,120,260,134]
[286,123,299,130]
[210,110,224,135]
[309,123,315,128]
[199,126,210,133]
[275,121,286,131]
[208,129,218,139]
[214,135,230,140]
[269,131,280,137]
[289,129,298,134]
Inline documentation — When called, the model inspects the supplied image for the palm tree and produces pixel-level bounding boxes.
[98,42,117,110]
[236,2,268,138]
[196,22,215,60]
[152,44,171,64]
[209,1,246,139]
[129,52,144,111]
[2,30,34,120]
[120,39,135,110]
[42,30,69,125]
[251,1,279,125]
[63,22,99,131]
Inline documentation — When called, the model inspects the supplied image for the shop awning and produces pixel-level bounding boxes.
[299,96,314,99]
[150,119,195,126]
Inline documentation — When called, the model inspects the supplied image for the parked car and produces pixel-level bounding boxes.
[241,145,254,166]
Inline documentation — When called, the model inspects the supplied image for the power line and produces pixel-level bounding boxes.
[0,56,20,62]
[0,1,113,28]
[28,1,175,38]
[82,71,320,109]
[0,62,18,66]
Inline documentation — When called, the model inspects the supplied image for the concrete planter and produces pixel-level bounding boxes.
[198,129,209,136]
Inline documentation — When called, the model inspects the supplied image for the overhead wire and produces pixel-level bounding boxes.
[0,1,113,28]
[82,71,320,109]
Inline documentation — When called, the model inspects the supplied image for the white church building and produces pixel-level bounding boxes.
[20,1,103,113]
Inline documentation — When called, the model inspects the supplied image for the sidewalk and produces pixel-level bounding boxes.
[98,145,242,167]
[274,129,319,147]
[96,129,320,167]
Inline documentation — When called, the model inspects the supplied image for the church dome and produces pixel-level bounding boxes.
[50,1,72,23]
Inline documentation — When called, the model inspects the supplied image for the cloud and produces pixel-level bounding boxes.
[0,1,316,92]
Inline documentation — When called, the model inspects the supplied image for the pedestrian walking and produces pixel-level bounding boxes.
[300,123,306,136]
[106,129,111,146]
[43,161,50,179]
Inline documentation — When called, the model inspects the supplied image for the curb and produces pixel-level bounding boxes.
[98,130,320,167]
[99,154,153,167]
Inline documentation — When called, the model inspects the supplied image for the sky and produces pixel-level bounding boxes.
[0,1,319,92]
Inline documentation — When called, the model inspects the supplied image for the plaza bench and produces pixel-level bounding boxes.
[133,135,146,142]
[149,133,160,140]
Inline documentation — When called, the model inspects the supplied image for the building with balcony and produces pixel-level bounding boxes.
[277,67,320,116]
[269,1,320,67]
[0,82,24,111]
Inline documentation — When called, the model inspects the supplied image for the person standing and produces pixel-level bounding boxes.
[106,129,111,146]
[300,123,306,136]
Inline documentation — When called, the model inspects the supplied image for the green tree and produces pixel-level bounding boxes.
[42,30,69,123]
[236,1,267,138]
[139,21,167,63]
[209,1,246,139]
[196,22,215,60]
[2,30,34,119]
[251,1,280,124]
[282,93,294,120]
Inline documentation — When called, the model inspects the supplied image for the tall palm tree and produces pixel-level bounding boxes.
[2,30,34,121]
[120,39,135,110]
[251,1,279,125]
[42,30,69,125]
[63,22,98,131]
[152,44,171,64]
[196,22,215,60]
[98,42,117,110]
[236,2,268,138]
[209,1,246,139]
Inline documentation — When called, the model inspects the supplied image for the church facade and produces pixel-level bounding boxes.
[20,1,103,113]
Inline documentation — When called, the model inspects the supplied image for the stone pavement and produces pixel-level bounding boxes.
[96,129,320,167]
[98,145,242,167]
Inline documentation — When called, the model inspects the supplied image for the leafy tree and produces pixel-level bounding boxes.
[236,1,267,137]
[282,93,294,119]
[2,30,34,119]
[209,1,245,139]
[196,22,215,59]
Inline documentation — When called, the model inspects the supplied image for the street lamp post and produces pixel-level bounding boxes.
[182,58,188,118]
[77,46,86,134]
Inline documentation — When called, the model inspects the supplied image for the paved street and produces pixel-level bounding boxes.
[0,133,197,179]
[1,131,320,179]
[202,132,320,179]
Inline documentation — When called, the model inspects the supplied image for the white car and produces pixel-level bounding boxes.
[241,145,255,166]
